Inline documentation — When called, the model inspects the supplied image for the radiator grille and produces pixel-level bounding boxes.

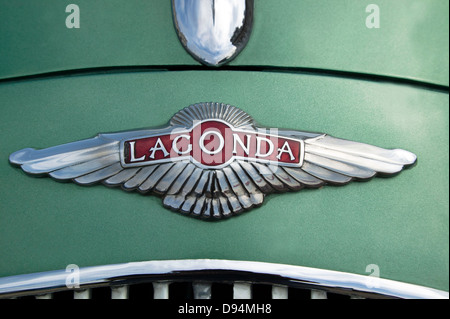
[11,280,369,300]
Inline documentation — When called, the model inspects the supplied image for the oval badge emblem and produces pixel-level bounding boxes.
[10,103,417,220]
[172,0,254,66]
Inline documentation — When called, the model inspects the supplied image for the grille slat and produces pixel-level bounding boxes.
[272,285,288,299]
[74,289,91,299]
[311,289,328,299]
[153,282,169,299]
[193,282,212,299]
[111,285,129,299]
[6,279,404,299]
[233,282,252,299]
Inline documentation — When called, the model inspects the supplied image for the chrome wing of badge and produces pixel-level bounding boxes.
[9,103,417,220]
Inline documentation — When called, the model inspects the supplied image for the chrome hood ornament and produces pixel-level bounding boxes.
[172,0,254,66]
[10,103,417,220]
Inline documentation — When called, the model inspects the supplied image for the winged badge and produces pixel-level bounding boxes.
[9,103,417,220]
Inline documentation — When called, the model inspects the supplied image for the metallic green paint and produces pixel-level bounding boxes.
[0,71,448,291]
[0,0,448,85]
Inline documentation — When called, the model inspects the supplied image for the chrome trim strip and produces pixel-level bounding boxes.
[0,259,448,299]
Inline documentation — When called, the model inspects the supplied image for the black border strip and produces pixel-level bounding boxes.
[0,65,448,93]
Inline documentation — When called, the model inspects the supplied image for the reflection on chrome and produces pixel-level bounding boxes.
[172,0,254,66]
[0,259,448,299]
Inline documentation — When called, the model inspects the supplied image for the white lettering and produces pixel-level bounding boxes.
[65,4,80,29]
[149,138,169,159]
[365,264,381,288]
[172,134,192,155]
[129,141,145,162]
[178,303,212,316]
[366,4,380,29]
[277,141,295,161]
[199,131,224,155]
[65,264,80,289]
[255,136,274,158]
[232,134,251,155]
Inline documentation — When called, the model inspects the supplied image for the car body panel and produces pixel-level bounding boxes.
[1,70,448,291]
[0,0,448,86]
